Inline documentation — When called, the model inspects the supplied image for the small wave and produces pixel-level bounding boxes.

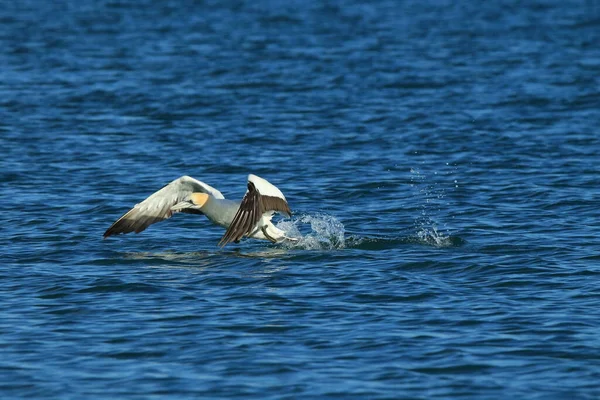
[345,233,464,250]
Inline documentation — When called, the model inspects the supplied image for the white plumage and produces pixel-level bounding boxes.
[104,174,294,247]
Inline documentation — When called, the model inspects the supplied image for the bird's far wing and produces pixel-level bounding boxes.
[103,175,222,238]
[218,175,291,247]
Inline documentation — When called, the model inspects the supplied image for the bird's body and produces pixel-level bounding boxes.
[194,195,287,242]
[104,174,293,247]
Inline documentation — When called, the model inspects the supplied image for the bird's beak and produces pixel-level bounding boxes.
[171,201,193,211]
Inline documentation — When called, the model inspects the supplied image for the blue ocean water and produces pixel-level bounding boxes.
[2,0,600,398]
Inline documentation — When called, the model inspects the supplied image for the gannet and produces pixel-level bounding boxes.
[103,174,293,247]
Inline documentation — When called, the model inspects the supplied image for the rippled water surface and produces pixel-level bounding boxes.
[2,0,600,398]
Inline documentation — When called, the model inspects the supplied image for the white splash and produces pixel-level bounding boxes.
[277,213,345,250]
[410,166,457,248]
[415,220,453,248]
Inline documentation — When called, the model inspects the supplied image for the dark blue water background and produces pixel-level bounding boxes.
[2,0,600,398]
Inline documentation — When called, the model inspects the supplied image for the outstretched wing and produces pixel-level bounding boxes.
[218,175,291,247]
[104,175,224,238]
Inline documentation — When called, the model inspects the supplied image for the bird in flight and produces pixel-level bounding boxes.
[104,174,294,247]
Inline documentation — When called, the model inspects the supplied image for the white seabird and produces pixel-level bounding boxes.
[103,174,293,247]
